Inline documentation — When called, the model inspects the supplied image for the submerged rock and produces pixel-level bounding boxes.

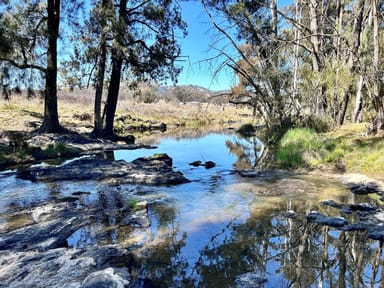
[188,160,216,169]
[16,154,190,185]
[189,160,202,167]
[306,211,348,227]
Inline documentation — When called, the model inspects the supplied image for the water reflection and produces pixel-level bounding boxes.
[1,131,384,287]
[225,134,270,169]
[135,202,384,287]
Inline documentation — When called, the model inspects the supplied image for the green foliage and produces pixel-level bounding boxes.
[127,198,145,212]
[40,143,80,158]
[294,115,333,133]
[236,123,255,136]
[276,128,322,168]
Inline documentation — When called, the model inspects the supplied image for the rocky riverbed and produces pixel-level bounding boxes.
[305,172,384,240]
[0,139,190,287]
[1,132,384,287]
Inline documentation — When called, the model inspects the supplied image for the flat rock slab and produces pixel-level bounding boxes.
[17,153,190,185]
[337,173,384,195]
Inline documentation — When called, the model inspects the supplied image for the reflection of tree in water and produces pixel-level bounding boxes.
[225,134,270,169]
[133,203,192,287]
[134,202,384,287]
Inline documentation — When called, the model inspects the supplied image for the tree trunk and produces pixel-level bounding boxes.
[101,48,122,137]
[337,91,350,125]
[352,74,364,123]
[337,0,364,126]
[39,0,62,133]
[93,0,109,136]
[369,0,384,133]
[292,0,302,115]
[309,0,326,116]
[270,0,278,37]
[101,0,127,137]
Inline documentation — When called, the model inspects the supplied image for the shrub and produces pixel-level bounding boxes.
[236,123,255,136]
[294,115,333,133]
[41,143,80,158]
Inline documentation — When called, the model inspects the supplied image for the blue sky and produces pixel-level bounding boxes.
[176,1,237,91]
[176,0,293,91]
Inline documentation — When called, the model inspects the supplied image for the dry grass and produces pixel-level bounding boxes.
[0,91,254,134]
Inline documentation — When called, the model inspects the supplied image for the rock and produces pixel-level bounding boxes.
[337,173,384,195]
[340,223,369,232]
[189,160,202,167]
[306,211,348,228]
[285,210,298,219]
[204,161,216,169]
[121,209,150,228]
[349,203,377,212]
[16,154,190,185]
[132,153,172,167]
[0,205,90,251]
[350,184,379,195]
[321,199,342,209]
[367,230,384,241]
[188,160,216,169]
[80,268,130,288]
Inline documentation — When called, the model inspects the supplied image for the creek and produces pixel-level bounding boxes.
[0,131,383,287]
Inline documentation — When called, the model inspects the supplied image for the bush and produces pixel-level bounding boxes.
[41,143,80,158]
[294,115,333,133]
[276,128,322,168]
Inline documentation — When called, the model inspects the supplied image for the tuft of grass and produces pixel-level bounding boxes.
[276,128,323,168]
[40,143,80,158]
[127,198,146,212]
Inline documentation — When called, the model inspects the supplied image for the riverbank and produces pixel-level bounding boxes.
[275,123,384,181]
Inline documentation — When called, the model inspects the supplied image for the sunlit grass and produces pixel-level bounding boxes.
[275,123,384,177]
[276,128,323,168]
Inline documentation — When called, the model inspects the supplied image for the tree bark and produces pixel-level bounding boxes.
[309,0,326,115]
[292,0,302,115]
[39,0,62,133]
[101,48,123,137]
[352,74,364,123]
[101,0,127,137]
[337,0,364,125]
[93,0,109,136]
[370,0,384,133]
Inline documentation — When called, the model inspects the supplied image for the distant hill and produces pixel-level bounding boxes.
[57,83,230,105]
[157,85,230,104]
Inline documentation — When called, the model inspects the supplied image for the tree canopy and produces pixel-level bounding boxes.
[0,0,383,135]
[204,0,384,133]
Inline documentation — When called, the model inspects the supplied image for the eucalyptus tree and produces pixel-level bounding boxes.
[0,0,81,133]
[366,0,384,133]
[203,0,297,128]
[67,0,187,138]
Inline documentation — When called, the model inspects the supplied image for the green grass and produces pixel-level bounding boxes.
[275,124,384,177]
[40,143,80,158]
[276,128,322,168]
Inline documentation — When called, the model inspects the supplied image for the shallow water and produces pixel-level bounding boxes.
[115,133,384,287]
[0,132,383,287]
